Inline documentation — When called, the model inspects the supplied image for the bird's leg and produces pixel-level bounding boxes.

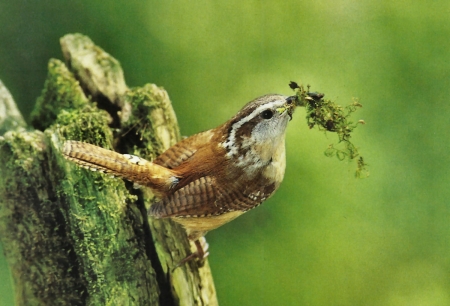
[173,237,209,270]
[195,237,210,260]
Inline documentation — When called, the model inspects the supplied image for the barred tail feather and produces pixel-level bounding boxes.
[62,141,179,195]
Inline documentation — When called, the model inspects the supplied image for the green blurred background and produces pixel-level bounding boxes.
[1,1,449,305]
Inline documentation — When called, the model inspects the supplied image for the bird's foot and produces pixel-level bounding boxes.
[173,237,209,270]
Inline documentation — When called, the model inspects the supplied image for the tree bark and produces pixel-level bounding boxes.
[0,33,217,306]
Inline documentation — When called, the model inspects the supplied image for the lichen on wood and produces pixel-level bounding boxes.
[0,80,26,134]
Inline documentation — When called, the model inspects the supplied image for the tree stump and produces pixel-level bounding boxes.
[0,33,217,306]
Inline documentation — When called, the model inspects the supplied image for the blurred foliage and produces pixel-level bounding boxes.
[1,1,450,305]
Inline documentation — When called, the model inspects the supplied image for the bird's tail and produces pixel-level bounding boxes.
[62,140,179,195]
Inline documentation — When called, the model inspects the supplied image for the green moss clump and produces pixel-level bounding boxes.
[289,81,369,178]
[31,59,89,131]
[56,106,113,149]
[120,84,180,159]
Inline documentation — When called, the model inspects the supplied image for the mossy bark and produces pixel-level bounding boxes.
[0,34,217,306]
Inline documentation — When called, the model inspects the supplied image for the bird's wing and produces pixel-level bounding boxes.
[154,130,215,169]
[148,176,261,218]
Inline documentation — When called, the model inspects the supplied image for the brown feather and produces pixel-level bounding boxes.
[62,141,180,196]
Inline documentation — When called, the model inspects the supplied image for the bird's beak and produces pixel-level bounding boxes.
[285,96,297,121]
[276,96,297,120]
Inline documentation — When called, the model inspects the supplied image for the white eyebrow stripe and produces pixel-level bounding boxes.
[221,99,285,157]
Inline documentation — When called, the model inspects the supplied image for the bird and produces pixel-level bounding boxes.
[62,94,296,266]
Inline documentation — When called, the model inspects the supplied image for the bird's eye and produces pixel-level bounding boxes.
[260,109,273,119]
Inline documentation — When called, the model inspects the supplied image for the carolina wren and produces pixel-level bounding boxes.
[63,94,296,265]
